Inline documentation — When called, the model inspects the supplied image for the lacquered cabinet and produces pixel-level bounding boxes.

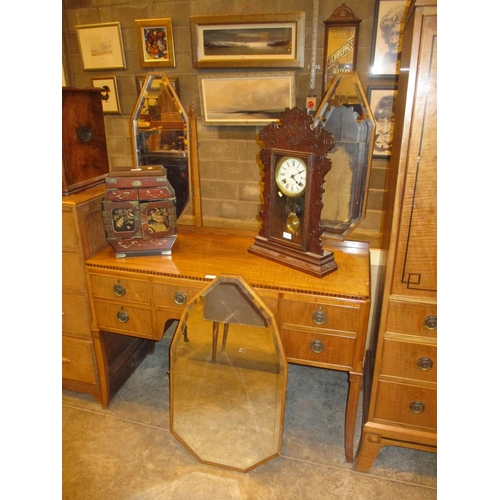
[354,0,437,472]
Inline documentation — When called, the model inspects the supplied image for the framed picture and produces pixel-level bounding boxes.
[189,13,305,68]
[76,22,126,71]
[136,75,179,98]
[370,0,408,77]
[135,18,176,68]
[368,86,397,158]
[199,73,295,126]
[322,5,361,96]
[91,76,121,114]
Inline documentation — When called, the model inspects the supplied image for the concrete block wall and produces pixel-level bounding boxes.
[63,0,394,247]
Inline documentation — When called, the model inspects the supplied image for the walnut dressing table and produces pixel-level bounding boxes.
[85,228,371,462]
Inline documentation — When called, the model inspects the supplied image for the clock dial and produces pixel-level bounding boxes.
[275,157,307,197]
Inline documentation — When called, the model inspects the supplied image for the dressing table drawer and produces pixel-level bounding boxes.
[153,280,206,309]
[281,328,355,368]
[93,300,156,339]
[89,274,151,305]
[282,298,359,333]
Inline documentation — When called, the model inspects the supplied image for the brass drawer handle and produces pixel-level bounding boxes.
[409,401,425,414]
[424,315,437,330]
[62,357,71,364]
[312,307,327,325]
[113,283,126,297]
[117,309,129,323]
[417,357,433,371]
[173,292,187,305]
[310,339,325,354]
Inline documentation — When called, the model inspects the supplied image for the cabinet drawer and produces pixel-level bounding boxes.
[387,301,437,338]
[62,293,92,338]
[62,252,86,292]
[93,300,156,339]
[381,338,436,383]
[62,210,79,251]
[374,380,436,430]
[282,298,359,333]
[62,336,97,384]
[153,280,205,309]
[89,274,151,304]
[281,328,355,368]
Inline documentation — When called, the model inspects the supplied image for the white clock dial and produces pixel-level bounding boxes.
[275,157,307,197]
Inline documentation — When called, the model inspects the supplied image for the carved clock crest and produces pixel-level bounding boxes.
[249,106,337,278]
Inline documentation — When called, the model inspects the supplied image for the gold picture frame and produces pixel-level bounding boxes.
[76,22,126,71]
[189,13,305,69]
[135,18,176,68]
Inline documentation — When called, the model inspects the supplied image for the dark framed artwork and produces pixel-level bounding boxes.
[370,0,408,77]
[189,13,305,68]
[322,4,361,96]
[368,86,397,158]
[91,76,121,114]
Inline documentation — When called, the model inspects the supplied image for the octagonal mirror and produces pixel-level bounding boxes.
[131,72,201,224]
[313,72,375,240]
[169,275,287,472]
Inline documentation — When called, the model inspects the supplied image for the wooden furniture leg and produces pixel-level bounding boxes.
[92,328,110,409]
[354,431,383,472]
[344,371,362,463]
[212,322,219,363]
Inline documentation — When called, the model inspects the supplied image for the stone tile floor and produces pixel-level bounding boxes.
[62,334,437,499]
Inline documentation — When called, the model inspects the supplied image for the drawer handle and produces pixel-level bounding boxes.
[117,309,129,323]
[312,307,327,325]
[310,339,325,354]
[423,315,437,330]
[409,400,425,414]
[62,357,71,364]
[113,283,126,297]
[173,292,187,305]
[417,357,434,371]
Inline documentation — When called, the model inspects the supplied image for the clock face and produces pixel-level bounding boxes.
[275,157,307,198]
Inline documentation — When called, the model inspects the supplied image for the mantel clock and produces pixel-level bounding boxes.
[248,106,337,278]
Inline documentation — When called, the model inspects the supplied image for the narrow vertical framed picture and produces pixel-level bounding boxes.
[91,76,121,114]
[135,19,176,68]
[370,0,408,77]
[76,22,126,71]
[368,86,397,158]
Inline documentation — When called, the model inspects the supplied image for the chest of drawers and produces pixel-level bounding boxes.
[85,229,371,462]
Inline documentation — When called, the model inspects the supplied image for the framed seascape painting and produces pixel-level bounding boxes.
[190,13,305,68]
[76,22,126,70]
[368,86,397,158]
[199,73,295,126]
[135,18,176,68]
[370,0,408,77]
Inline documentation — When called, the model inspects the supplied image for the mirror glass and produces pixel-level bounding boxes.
[313,72,375,240]
[170,276,287,472]
[131,73,192,218]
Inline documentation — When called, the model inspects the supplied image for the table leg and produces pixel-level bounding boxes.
[344,371,362,463]
[353,431,382,472]
[212,322,219,363]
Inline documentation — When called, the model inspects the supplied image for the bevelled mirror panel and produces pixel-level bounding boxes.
[169,275,287,472]
[313,72,375,240]
[131,73,191,217]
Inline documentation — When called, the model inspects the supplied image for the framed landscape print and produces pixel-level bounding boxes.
[199,73,295,126]
[76,22,126,70]
[190,13,305,68]
[370,0,408,77]
[368,86,397,158]
[135,18,176,68]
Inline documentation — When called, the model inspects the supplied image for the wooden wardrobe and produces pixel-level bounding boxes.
[354,0,437,471]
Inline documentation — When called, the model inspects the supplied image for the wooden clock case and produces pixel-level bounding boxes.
[249,106,337,278]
